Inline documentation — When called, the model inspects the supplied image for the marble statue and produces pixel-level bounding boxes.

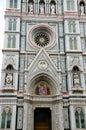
[51,3,55,14]
[29,2,33,14]
[40,3,44,14]
[80,3,85,15]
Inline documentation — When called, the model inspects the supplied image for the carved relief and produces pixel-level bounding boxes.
[17,107,23,129]
[4,55,16,69]
[70,57,80,68]
[38,60,47,69]
[63,108,69,129]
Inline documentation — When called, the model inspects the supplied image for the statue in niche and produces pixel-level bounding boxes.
[73,73,80,86]
[28,2,33,14]
[39,3,45,14]
[51,3,55,14]
[80,3,85,15]
[6,73,13,85]
[35,84,50,95]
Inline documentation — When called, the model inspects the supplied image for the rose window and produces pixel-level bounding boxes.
[28,25,56,49]
[34,32,49,47]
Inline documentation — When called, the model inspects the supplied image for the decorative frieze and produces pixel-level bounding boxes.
[17,107,23,130]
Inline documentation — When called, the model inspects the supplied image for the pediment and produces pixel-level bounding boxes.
[27,48,59,80]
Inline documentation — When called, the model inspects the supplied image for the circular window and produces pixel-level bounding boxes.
[28,24,56,49]
[34,32,49,47]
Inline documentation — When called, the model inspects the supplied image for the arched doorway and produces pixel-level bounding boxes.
[34,108,51,130]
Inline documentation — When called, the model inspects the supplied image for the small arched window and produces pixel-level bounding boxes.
[1,108,12,129]
[75,108,85,128]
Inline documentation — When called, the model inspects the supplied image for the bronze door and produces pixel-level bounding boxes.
[34,108,51,130]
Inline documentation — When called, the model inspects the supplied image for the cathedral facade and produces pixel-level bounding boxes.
[1,0,86,130]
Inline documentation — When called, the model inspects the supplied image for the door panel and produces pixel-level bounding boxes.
[34,108,51,130]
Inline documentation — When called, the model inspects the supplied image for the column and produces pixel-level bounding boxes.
[56,0,58,14]
[46,0,49,14]
[0,106,2,128]
[83,106,86,128]
[34,0,38,14]
[53,101,64,130]
[12,105,16,130]
[58,102,64,130]
[27,104,33,130]
[70,105,76,130]
[23,102,28,130]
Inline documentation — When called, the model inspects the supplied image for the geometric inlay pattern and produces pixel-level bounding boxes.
[34,32,49,47]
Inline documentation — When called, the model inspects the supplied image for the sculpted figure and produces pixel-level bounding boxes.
[73,73,80,86]
[51,3,55,14]
[6,73,13,85]
[80,3,85,15]
[29,2,33,14]
[40,3,44,14]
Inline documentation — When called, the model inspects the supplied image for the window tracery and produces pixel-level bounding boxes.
[1,107,12,129]
[75,108,85,128]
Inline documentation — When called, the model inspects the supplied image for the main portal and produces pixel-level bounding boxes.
[34,108,51,130]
